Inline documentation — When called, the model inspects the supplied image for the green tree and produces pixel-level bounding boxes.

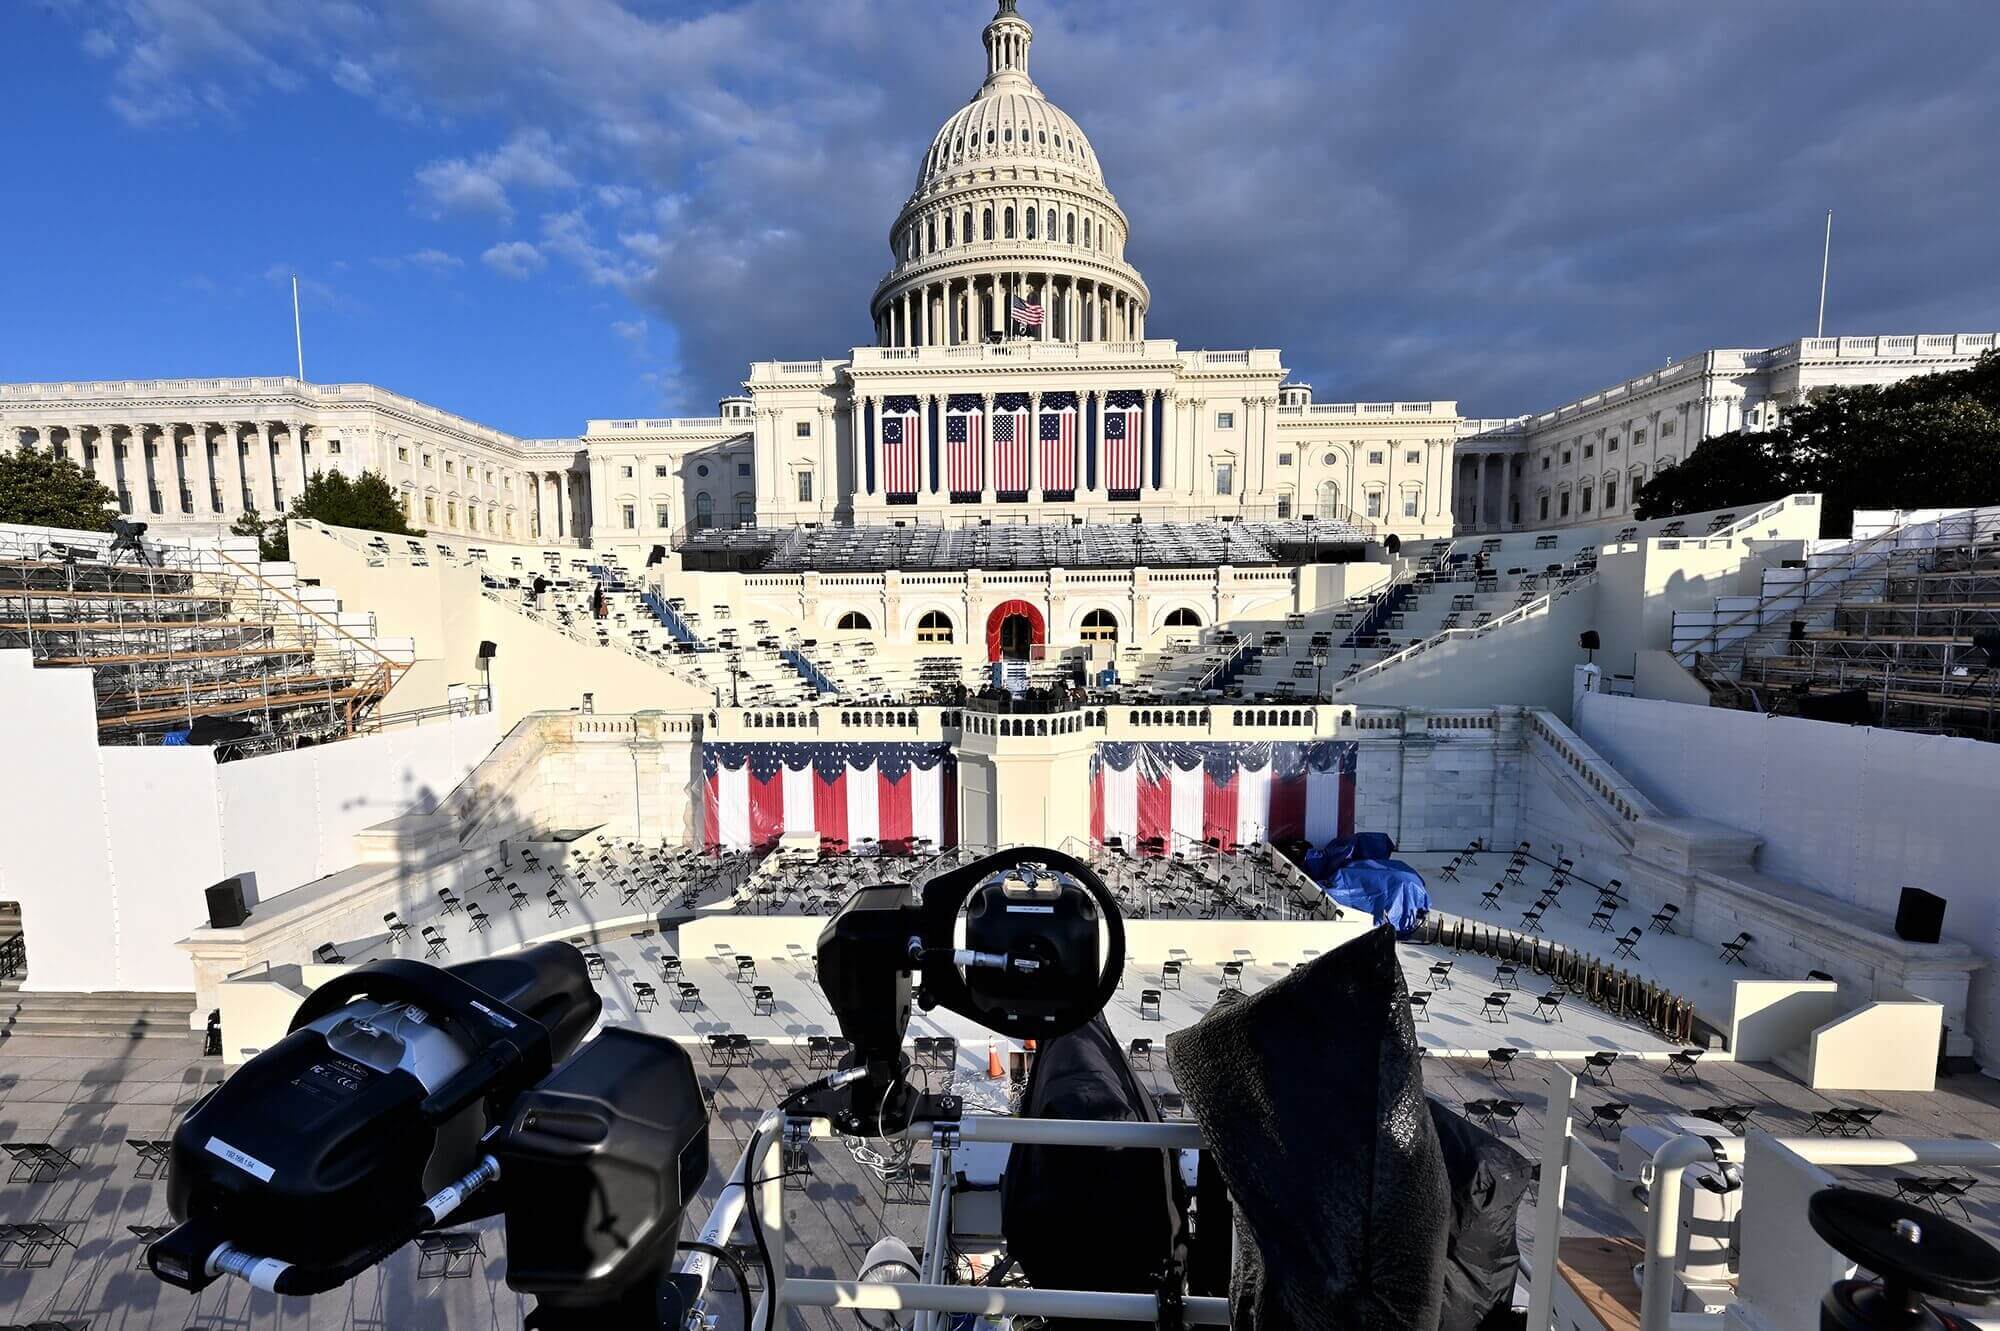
[1635,350,2000,536]
[0,446,119,531]
[244,469,419,561]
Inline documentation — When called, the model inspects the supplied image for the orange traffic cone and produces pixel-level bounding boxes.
[986,1041,1005,1079]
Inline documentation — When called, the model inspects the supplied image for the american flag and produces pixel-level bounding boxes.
[1104,396,1144,491]
[1010,296,1043,329]
[881,408,920,497]
[1039,405,1076,493]
[994,396,1031,493]
[945,409,983,497]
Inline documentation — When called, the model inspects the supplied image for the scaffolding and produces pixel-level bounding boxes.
[0,529,407,752]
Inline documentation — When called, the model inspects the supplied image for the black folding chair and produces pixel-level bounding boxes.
[1583,1051,1618,1084]
[1589,1102,1631,1137]
[1650,903,1680,934]
[1483,1047,1518,1079]
[1719,932,1752,965]
[1481,991,1511,1023]
[1408,991,1431,1021]
[1666,1048,1704,1082]
[1534,991,1564,1023]
[1128,1037,1155,1070]
[1612,928,1642,960]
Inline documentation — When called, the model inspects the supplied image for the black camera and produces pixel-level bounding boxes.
[149,943,708,1326]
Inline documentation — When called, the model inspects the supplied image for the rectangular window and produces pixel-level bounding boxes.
[329,441,342,455]
[1559,492,1571,517]
[1216,412,1235,429]
[797,471,814,502]
[397,446,409,462]
[655,464,669,477]
[1365,491,1382,518]
[795,420,812,437]
[1584,444,1594,458]
[736,497,755,525]
[1539,495,1550,521]
[656,504,670,527]
[621,465,634,478]
[1581,486,1593,513]
[445,459,456,475]
[422,452,433,467]
[1605,478,1618,508]
[623,504,636,530]
[1661,419,1677,438]
[1542,456,1550,470]
[1403,492,1419,518]
[446,500,457,524]
[1213,464,1234,496]
[1277,452,1292,466]
[1368,450,1385,465]
[1610,436,1621,452]
[737,462,752,478]
[1405,450,1420,464]
[1277,494,1292,518]
[1561,450,1572,464]
[425,497,436,520]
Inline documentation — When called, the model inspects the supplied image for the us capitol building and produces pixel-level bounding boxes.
[2,0,1992,549]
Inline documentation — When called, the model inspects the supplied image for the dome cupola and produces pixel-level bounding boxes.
[870,1,1150,348]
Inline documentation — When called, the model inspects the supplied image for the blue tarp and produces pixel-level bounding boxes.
[1325,859,1430,934]
[1301,831,1397,881]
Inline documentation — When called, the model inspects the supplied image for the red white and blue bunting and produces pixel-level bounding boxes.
[1089,740,1356,854]
[701,742,958,854]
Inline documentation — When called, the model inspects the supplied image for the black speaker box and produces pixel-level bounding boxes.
[1579,630,1601,651]
[478,640,498,661]
[1895,886,1946,945]
[205,876,249,929]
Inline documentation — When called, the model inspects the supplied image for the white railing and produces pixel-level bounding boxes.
[1335,572,1595,692]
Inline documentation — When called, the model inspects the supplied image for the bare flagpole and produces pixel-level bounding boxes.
[1816,210,1832,339]
[292,273,306,381]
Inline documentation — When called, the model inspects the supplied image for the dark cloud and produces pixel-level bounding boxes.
[70,0,2000,417]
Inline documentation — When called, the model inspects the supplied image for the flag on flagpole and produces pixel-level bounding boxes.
[1010,295,1044,330]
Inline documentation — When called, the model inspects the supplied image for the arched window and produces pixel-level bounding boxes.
[1066,213,1076,244]
[1046,209,1057,241]
[963,210,973,243]
[838,612,872,631]
[693,492,714,529]
[916,611,953,643]
[945,215,954,247]
[983,208,994,241]
[1004,207,1015,239]
[1080,609,1118,644]
[926,219,935,251]
[1025,207,1036,239]
[1165,608,1202,629]
[1082,217,1092,248]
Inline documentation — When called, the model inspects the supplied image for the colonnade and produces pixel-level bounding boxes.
[1456,449,1521,533]
[876,272,1144,348]
[6,420,314,522]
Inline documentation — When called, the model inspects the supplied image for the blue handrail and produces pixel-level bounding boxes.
[640,589,702,648]
[781,648,840,696]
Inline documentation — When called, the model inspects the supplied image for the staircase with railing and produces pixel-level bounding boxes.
[1333,571,1598,694]
[780,648,840,696]
[641,588,704,648]
[1339,575,1414,649]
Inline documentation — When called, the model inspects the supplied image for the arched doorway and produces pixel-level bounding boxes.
[1080,609,1119,646]
[985,599,1046,663]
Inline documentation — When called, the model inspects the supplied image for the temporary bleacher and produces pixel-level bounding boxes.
[0,524,410,750]
[678,517,1368,574]
[1677,504,2000,737]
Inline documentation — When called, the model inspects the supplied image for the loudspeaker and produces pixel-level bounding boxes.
[478,640,498,661]
[205,876,249,929]
[1789,620,1806,642]
[1384,534,1403,556]
[647,544,667,567]
[1578,630,1601,652]
[1895,886,1946,945]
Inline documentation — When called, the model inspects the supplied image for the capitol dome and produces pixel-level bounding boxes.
[870,0,1150,348]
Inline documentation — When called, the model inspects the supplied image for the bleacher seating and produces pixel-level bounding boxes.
[0,526,406,750]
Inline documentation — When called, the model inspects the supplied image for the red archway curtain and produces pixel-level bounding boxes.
[985,598,1047,662]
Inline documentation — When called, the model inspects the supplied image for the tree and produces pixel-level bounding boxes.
[0,446,119,531]
[245,469,420,561]
[1634,350,2000,536]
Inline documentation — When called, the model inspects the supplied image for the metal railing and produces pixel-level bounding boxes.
[1335,571,1597,693]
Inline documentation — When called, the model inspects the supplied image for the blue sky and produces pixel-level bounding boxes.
[6,0,1999,440]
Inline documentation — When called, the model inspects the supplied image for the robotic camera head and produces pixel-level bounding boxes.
[807,845,1124,1134]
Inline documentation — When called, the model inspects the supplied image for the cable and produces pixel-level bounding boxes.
[678,1239,753,1331]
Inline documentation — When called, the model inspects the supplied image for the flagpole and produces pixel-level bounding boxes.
[1816,210,1832,339]
[292,274,306,381]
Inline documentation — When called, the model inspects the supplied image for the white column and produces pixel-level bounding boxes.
[981,391,996,503]
[1476,453,1491,531]
[1028,390,1042,499]
[184,423,214,515]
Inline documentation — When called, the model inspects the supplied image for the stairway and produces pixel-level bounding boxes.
[0,990,198,1041]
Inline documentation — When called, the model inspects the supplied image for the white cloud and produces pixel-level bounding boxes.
[611,318,646,343]
[481,240,546,279]
[407,248,463,271]
[415,128,575,221]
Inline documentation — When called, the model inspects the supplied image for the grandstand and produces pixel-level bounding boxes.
[0,524,413,751]
[1676,503,2000,737]
[678,516,1371,574]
